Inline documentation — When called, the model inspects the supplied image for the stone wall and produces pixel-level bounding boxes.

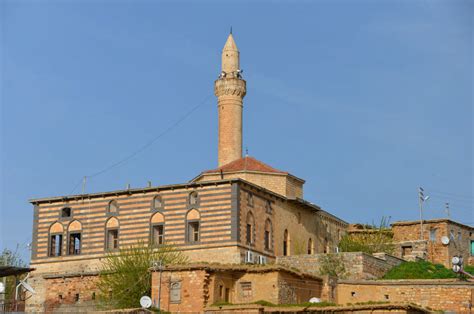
[392,219,473,268]
[337,279,474,313]
[277,252,404,280]
[151,265,323,312]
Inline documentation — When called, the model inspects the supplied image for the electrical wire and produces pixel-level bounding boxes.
[69,94,213,195]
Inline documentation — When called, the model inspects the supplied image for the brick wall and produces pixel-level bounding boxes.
[43,274,100,312]
[277,252,403,280]
[337,279,474,313]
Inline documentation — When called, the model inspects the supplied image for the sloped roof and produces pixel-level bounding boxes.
[203,156,288,175]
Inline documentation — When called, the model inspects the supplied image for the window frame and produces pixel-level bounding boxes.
[60,207,72,220]
[107,200,119,216]
[68,232,82,255]
[49,233,63,257]
[151,223,165,246]
[187,220,200,243]
[152,195,164,211]
[188,191,200,207]
[106,228,119,250]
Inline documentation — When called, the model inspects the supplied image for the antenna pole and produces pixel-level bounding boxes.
[445,202,450,218]
[419,187,424,240]
[82,176,87,195]
[157,259,163,311]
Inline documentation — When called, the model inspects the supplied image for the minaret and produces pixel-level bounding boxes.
[215,32,247,167]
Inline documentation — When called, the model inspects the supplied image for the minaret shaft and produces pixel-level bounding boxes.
[215,34,246,167]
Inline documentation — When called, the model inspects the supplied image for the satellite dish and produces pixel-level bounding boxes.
[309,297,321,303]
[441,236,450,245]
[452,256,461,265]
[0,282,4,294]
[20,281,36,294]
[452,265,461,273]
[140,296,152,309]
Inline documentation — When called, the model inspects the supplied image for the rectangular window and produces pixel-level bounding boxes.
[49,234,62,257]
[240,282,252,298]
[458,231,462,241]
[429,228,437,241]
[402,246,412,257]
[68,233,81,255]
[264,230,270,250]
[188,222,199,242]
[152,225,164,245]
[107,229,119,249]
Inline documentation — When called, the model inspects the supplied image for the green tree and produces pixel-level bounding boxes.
[97,241,187,310]
[1,246,27,306]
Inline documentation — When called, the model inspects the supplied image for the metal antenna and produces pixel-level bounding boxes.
[82,176,87,195]
[445,202,450,218]
[230,26,232,34]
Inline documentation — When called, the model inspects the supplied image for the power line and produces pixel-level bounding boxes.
[69,94,212,195]
[426,189,473,200]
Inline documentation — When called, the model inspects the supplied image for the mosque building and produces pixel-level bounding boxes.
[26,33,348,312]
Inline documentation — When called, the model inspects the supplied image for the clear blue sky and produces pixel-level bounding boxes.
[1,0,472,262]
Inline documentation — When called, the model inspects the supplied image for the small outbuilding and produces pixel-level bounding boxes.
[150,264,323,313]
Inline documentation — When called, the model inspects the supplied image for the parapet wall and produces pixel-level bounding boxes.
[277,252,404,280]
[337,279,474,313]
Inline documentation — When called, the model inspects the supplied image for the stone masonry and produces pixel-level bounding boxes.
[337,279,474,313]
[277,252,404,280]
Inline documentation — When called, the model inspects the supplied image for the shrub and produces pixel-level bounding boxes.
[97,241,187,310]
[339,217,394,255]
[382,260,457,279]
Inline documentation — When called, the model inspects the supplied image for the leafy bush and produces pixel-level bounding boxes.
[97,241,187,310]
[382,260,457,279]
[339,217,394,254]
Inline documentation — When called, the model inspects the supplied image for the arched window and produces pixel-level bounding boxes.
[307,238,314,255]
[189,192,199,206]
[68,220,82,255]
[152,195,163,211]
[61,207,72,218]
[246,211,255,245]
[107,200,119,213]
[283,229,290,256]
[151,212,165,245]
[186,209,200,243]
[106,217,119,250]
[264,219,272,251]
[49,222,64,257]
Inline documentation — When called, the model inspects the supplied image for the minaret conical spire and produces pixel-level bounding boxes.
[222,33,239,74]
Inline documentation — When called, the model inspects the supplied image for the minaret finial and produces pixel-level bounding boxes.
[230,26,232,34]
